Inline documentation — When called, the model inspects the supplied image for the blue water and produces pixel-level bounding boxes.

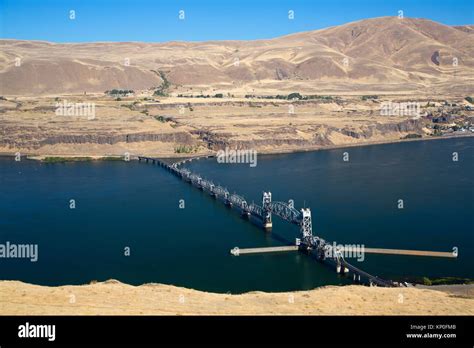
[0,137,472,293]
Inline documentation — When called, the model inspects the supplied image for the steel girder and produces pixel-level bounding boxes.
[270,201,302,224]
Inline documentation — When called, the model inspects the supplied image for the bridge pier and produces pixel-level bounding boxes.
[262,218,272,229]
[241,210,250,218]
[336,262,349,274]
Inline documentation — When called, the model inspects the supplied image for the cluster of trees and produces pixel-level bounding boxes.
[174,145,198,154]
[104,89,134,100]
[361,95,379,101]
[245,93,334,101]
[403,133,422,139]
[153,71,171,96]
[176,93,225,98]
[105,89,134,95]
[154,115,173,123]
[173,92,336,101]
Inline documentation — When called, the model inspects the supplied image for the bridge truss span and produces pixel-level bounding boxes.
[229,194,249,212]
[270,201,302,224]
[248,203,263,217]
[137,155,396,288]
[213,185,229,199]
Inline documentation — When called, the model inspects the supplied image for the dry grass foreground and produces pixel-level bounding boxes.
[0,280,473,315]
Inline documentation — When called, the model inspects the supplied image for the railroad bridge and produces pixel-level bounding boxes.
[138,155,455,288]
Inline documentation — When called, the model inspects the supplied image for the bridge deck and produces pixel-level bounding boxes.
[231,246,299,255]
[341,260,393,287]
[353,248,455,258]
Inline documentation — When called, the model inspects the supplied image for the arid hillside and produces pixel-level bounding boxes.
[1,17,473,95]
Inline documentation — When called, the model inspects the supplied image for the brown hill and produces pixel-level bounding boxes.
[0,16,473,95]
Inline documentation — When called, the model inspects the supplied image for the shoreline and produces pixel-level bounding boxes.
[0,133,472,161]
[241,133,474,157]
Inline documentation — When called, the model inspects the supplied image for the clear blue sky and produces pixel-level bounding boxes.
[0,0,473,42]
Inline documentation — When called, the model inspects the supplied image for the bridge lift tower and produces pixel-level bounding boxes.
[262,192,272,229]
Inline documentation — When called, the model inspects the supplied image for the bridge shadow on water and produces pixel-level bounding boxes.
[267,231,294,246]
[185,177,296,247]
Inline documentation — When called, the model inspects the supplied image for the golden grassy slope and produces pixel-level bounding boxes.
[0,280,473,315]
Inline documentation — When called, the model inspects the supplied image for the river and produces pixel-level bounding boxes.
[0,137,472,293]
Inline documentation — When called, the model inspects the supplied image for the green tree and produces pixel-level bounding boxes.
[287,92,302,100]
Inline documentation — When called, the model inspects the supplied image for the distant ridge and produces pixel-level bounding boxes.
[1,16,473,95]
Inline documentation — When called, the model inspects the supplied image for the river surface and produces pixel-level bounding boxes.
[0,138,473,293]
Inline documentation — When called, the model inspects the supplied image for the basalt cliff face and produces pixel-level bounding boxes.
[1,95,472,156]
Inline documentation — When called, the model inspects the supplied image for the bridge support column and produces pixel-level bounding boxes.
[262,216,272,229]
[316,246,325,260]
[210,185,217,198]
[262,192,272,229]
[336,262,349,274]
[241,203,250,218]
[224,193,232,207]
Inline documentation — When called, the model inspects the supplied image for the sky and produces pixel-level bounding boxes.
[0,0,473,42]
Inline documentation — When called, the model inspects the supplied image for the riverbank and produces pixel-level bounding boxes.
[0,280,472,315]
[215,133,474,158]
[33,155,125,163]
[1,133,472,161]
